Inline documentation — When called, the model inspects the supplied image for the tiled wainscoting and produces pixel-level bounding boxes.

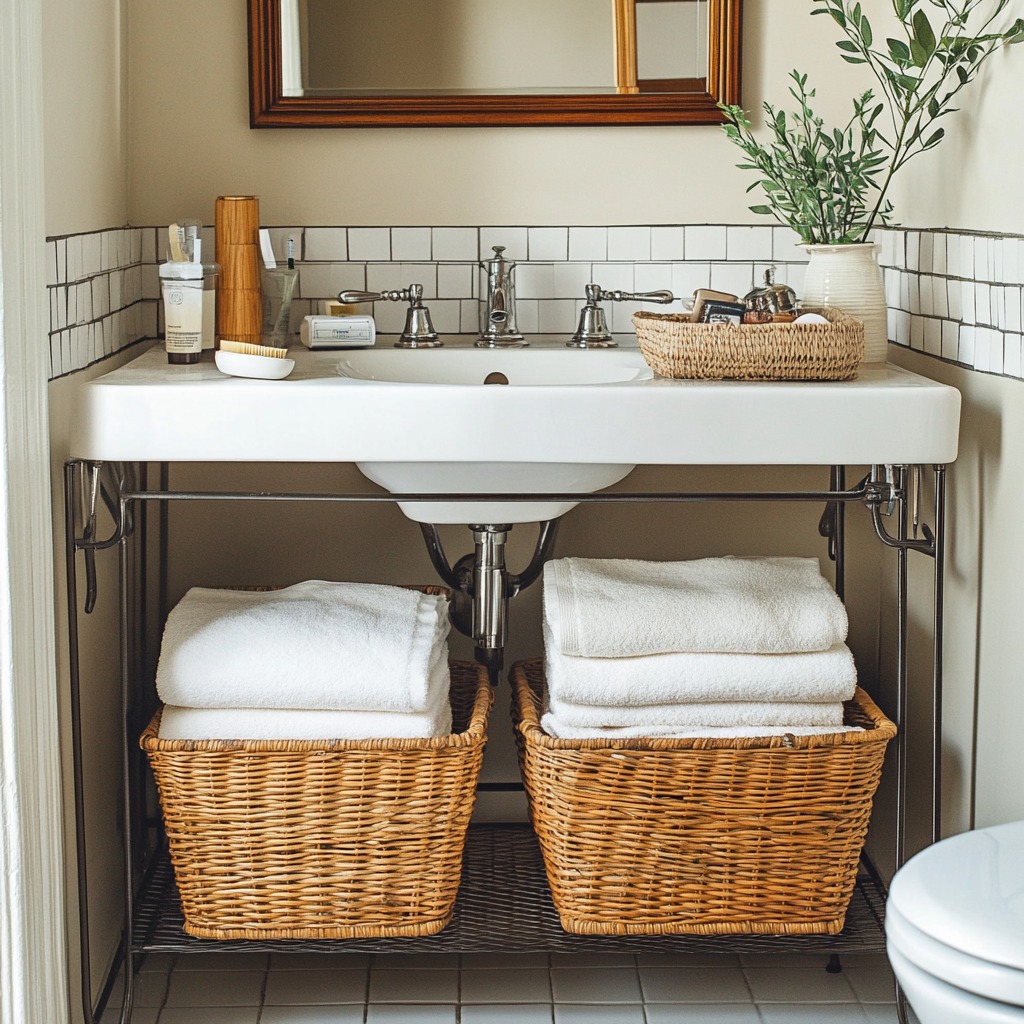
[879,228,1024,375]
[44,222,1024,383]
[45,227,155,381]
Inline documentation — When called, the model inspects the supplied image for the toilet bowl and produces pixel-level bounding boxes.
[886,820,1024,1023]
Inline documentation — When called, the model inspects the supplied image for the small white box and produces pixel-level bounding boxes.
[300,314,376,349]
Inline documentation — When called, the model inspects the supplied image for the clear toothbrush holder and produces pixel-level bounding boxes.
[261,266,299,349]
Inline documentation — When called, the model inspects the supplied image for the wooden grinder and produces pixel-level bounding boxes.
[215,196,263,346]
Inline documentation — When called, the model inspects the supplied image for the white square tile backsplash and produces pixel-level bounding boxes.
[568,227,607,262]
[528,227,568,262]
[391,227,432,262]
[432,227,478,262]
[44,222,1024,385]
[685,225,728,261]
[347,227,391,262]
[303,227,347,262]
[607,226,651,262]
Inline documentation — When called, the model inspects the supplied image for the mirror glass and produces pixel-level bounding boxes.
[249,0,741,126]
[286,0,707,97]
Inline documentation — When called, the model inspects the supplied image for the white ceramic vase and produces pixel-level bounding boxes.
[801,243,888,364]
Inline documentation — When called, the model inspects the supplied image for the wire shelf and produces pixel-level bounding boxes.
[134,823,887,957]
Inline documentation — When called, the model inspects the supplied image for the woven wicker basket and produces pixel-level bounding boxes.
[142,659,493,940]
[633,306,864,381]
[511,658,894,936]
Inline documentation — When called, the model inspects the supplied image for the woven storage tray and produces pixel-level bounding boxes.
[142,659,493,940]
[511,658,895,936]
[633,306,864,381]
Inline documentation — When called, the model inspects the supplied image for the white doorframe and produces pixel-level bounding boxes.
[0,0,72,1022]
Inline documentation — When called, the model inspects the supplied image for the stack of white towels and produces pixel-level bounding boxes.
[155,580,453,741]
[541,555,860,740]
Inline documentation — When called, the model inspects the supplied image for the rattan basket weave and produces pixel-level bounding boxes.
[512,658,894,936]
[142,659,493,940]
[633,306,864,381]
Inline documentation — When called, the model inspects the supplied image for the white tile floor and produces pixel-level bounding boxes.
[99,950,921,1024]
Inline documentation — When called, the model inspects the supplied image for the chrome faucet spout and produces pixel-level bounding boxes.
[477,246,526,348]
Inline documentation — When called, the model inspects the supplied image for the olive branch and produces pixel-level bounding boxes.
[720,0,1024,244]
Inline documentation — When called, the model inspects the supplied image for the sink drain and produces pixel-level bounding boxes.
[483,371,509,385]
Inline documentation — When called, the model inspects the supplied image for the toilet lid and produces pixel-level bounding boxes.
[889,820,1024,971]
[887,902,1024,1005]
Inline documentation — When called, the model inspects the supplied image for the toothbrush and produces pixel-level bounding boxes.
[168,223,187,263]
[259,227,277,270]
[287,235,295,270]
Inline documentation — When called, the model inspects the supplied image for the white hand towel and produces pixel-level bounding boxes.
[158,695,453,741]
[544,623,857,707]
[539,716,863,741]
[156,581,449,712]
[544,694,846,730]
[545,555,848,657]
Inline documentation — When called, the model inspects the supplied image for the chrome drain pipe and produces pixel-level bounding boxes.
[418,520,560,680]
[471,525,510,656]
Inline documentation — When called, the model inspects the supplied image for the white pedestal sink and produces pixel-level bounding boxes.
[71,339,962,526]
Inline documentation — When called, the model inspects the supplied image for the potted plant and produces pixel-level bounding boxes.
[720,0,1023,361]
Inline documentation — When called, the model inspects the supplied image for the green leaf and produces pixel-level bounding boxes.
[887,37,911,63]
[836,40,860,51]
[749,205,775,216]
[861,16,873,48]
[913,9,937,58]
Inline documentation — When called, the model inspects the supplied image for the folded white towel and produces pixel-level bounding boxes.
[156,581,450,712]
[544,693,846,730]
[545,556,848,657]
[539,717,863,740]
[544,618,857,706]
[158,695,453,741]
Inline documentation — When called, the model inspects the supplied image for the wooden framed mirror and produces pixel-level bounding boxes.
[248,0,741,127]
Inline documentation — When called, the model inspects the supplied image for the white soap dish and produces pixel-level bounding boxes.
[215,349,295,380]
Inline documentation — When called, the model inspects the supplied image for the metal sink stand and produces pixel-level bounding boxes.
[63,460,946,1024]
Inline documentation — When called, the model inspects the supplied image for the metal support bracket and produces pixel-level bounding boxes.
[70,460,137,612]
[864,466,937,557]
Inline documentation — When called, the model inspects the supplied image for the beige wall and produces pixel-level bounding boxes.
[123,1,840,227]
[42,0,128,235]
[124,1,1024,231]
[889,348,1024,832]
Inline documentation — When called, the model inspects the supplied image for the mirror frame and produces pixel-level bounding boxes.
[248,0,742,127]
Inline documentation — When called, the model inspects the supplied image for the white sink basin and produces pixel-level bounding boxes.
[334,347,653,522]
[72,341,962,526]
[334,347,653,387]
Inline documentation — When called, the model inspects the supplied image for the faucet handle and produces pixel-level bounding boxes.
[590,285,675,304]
[337,284,441,348]
[338,285,420,304]
[568,283,675,348]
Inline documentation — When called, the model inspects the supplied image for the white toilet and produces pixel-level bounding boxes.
[886,819,1024,1023]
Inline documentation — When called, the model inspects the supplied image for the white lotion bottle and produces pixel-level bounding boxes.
[160,261,204,364]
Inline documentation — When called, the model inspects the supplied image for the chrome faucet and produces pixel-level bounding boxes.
[477,246,526,348]
[568,283,675,348]
[338,284,441,348]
